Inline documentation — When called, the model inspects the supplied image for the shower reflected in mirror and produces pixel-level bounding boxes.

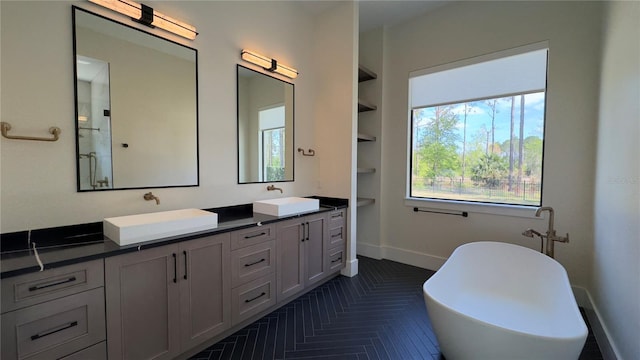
[77,55,112,190]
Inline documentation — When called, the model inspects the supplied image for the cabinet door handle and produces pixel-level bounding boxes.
[306,222,310,241]
[173,253,177,283]
[183,250,188,280]
[301,223,305,242]
[331,257,343,264]
[28,276,77,291]
[30,321,78,341]
[244,232,266,239]
[245,292,266,303]
[244,258,266,267]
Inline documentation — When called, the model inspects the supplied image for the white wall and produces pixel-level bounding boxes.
[593,1,640,359]
[378,1,602,287]
[0,1,353,233]
[311,1,359,275]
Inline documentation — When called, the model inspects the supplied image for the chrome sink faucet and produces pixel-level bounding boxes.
[267,185,283,193]
[523,206,569,258]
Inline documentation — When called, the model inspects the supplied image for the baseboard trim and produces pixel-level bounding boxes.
[572,286,620,360]
[356,243,446,271]
[356,242,382,259]
[341,257,359,277]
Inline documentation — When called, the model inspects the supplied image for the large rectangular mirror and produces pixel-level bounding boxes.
[237,65,294,183]
[73,7,198,191]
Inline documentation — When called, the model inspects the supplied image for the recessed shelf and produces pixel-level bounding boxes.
[358,65,377,82]
[357,198,375,207]
[357,133,376,142]
[358,99,377,113]
[357,168,376,174]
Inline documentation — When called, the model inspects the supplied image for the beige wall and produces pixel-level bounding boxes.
[377,1,602,288]
[311,1,359,275]
[593,1,640,359]
[0,1,356,233]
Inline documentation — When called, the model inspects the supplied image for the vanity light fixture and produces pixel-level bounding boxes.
[241,49,298,79]
[87,0,197,40]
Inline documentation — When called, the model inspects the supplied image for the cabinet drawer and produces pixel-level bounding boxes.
[231,240,275,288]
[231,273,276,325]
[327,247,345,273]
[329,209,346,229]
[1,259,104,314]
[1,287,106,360]
[59,341,106,360]
[230,224,275,250]
[328,226,345,249]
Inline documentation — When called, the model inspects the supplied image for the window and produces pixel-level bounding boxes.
[259,106,286,181]
[408,44,548,207]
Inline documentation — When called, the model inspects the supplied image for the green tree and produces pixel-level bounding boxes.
[415,105,460,183]
[523,136,543,179]
[471,153,508,188]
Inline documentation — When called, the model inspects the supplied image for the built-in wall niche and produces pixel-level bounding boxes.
[73,6,199,191]
[237,65,294,184]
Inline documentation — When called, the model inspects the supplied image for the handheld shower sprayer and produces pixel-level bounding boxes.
[522,228,545,253]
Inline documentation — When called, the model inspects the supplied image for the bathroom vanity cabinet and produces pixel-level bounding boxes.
[105,233,230,360]
[276,212,329,302]
[230,224,277,325]
[1,260,106,360]
[0,200,348,360]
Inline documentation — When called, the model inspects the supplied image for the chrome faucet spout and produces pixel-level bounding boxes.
[267,185,283,193]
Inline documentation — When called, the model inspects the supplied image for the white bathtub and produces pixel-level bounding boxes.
[423,241,587,360]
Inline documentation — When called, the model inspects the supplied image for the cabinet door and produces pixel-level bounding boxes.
[276,218,305,302]
[179,234,231,350]
[105,245,180,360]
[304,213,328,286]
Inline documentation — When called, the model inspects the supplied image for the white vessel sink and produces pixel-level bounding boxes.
[253,197,319,217]
[104,209,218,246]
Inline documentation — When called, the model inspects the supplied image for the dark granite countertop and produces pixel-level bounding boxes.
[0,196,347,279]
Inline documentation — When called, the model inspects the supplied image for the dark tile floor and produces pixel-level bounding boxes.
[191,256,603,360]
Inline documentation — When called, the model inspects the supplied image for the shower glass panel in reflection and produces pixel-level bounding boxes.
[77,55,113,190]
[259,106,286,182]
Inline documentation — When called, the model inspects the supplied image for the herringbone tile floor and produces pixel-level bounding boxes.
[191,256,603,360]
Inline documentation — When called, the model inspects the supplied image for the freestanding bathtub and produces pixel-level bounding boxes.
[423,241,587,360]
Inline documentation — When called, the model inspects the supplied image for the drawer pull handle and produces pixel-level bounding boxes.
[331,233,342,239]
[244,258,266,267]
[183,251,188,280]
[30,321,78,341]
[331,257,343,264]
[244,232,267,239]
[28,276,77,291]
[245,292,266,303]
[331,213,343,218]
[173,253,177,283]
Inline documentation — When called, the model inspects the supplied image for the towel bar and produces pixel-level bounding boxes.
[1,122,61,142]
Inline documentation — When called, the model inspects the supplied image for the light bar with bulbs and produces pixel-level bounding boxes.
[88,0,197,40]
[241,49,298,79]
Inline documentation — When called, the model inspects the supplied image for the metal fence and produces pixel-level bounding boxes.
[412,178,542,204]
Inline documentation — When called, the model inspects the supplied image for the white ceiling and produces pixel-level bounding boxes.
[296,0,451,33]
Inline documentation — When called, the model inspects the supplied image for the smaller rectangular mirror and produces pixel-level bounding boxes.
[237,65,294,184]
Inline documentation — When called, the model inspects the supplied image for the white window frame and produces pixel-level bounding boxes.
[405,42,549,218]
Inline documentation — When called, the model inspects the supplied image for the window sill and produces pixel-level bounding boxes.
[405,197,542,219]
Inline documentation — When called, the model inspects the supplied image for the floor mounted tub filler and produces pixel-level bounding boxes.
[423,241,587,360]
